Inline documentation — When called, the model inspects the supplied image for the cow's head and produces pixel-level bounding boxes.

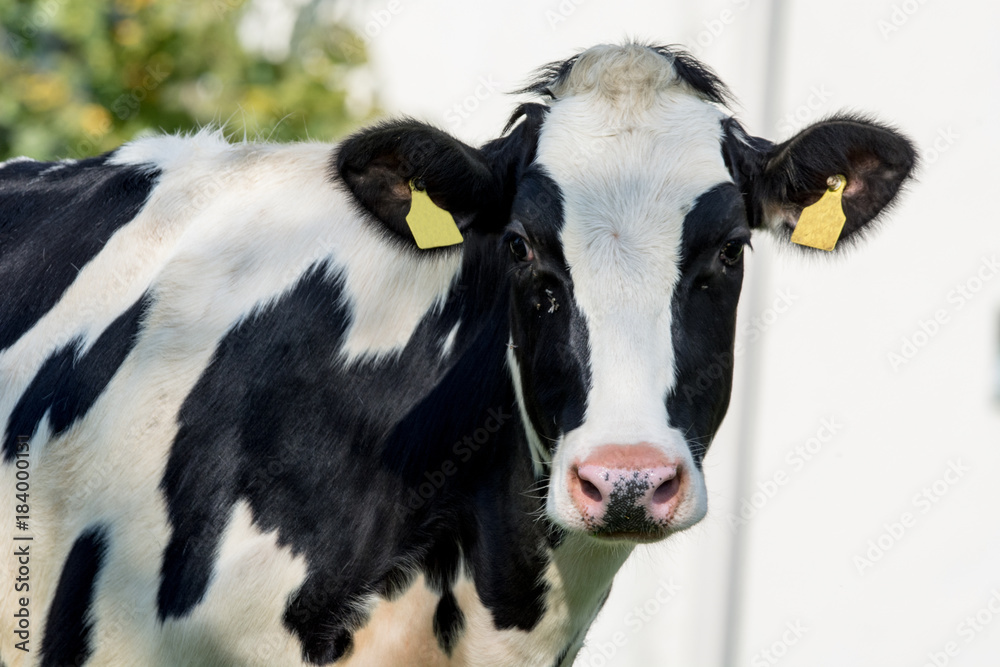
[337,43,915,544]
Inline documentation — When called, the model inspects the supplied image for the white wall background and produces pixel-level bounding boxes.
[336,1,1000,664]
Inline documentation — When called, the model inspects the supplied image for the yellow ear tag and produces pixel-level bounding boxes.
[790,175,847,252]
[404,181,464,250]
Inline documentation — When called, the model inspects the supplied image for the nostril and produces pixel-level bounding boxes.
[579,477,603,503]
[574,466,609,506]
[651,475,680,506]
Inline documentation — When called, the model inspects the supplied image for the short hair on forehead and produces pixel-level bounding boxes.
[517,42,734,108]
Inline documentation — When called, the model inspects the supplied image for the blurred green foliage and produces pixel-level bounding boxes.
[0,0,376,160]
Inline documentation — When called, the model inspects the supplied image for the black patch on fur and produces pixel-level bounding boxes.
[506,168,590,449]
[159,244,552,663]
[3,293,151,461]
[39,525,108,667]
[519,43,732,106]
[0,153,158,352]
[433,588,465,655]
[721,117,775,230]
[667,184,749,465]
[156,265,351,623]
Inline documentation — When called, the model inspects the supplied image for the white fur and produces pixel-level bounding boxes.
[338,239,460,362]
[449,535,631,667]
[0,156,34,170]
[37,159,78,176]
[507,345,551,476]
[441,321,461,358]
[151,502,310,666]
[345,573,448,666]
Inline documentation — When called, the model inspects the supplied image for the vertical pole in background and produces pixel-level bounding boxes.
[720,1,788,665]
[994,310,1000,404]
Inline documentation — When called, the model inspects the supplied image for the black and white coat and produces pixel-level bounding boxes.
[0,43,914,666]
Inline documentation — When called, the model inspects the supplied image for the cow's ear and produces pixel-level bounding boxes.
[335,120,504,245]
[726,115,917,249]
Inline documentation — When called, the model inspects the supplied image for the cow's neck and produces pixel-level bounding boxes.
[261,237,635,663]
[392,241,635,663]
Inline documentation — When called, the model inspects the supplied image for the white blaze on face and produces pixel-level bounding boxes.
[532,47,734,534]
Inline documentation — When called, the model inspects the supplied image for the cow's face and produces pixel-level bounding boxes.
[337,43,915,544]
[501,45,915,542]
[504,106,740,541]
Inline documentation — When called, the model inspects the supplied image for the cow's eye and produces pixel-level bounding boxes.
[720,240,746,266]
[509,235,534,262]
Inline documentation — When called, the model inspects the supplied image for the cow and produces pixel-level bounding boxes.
[0,42,914,666]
